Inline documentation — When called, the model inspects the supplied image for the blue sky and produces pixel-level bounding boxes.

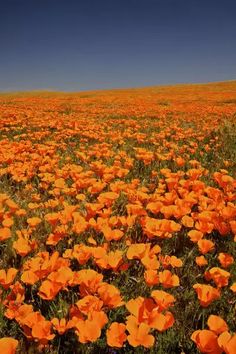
[0,0,236,92]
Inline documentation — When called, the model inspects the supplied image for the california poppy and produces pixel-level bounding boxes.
[126,315,154,348]
[191,329,222,353]
[193,284,220,307]
[0,337,18,354]
[106,322,127,348]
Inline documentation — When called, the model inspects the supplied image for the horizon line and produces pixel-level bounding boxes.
[0,78,236,96]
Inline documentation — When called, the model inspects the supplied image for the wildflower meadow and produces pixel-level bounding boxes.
[0,81,235,353]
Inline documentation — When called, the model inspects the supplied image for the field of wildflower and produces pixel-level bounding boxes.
[0,81,235,354]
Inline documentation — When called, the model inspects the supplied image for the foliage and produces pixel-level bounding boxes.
[0,81,235,353]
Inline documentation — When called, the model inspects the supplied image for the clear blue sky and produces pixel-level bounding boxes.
[0,0,236,92]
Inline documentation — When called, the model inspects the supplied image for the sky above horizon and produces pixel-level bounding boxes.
[0,0,236,92]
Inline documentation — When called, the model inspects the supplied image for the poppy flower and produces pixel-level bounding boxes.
[12,304,34,324]
[21,270,39,285]
[197,239,215,254]
[102,226,124,241]
[32,319,55,343]
[126,243,148,260]
[218,253,234,268]
[149,311,175,332]
[95,250,124,271]
[126,297,149,320]
[76,269,103,296]
[144,270,159,286]
[159,270,180,288]
[230,283,236,292]
[188,230,204,243]
[126,315,154,348]
[151,290,175,311]
[48,266,74,286]
[51,318,69,335]
[76,295,103,315]
[205,267,230,288]
[0,227,11,241]
[218,331,236,354]
[181,215,194,228]
[75,319,102,343]
[27,217,41,227]
[191,329,222,353]
[75,311,108,343]
[207,315,228,334]
[0,268,18,289]
[0,338,18,354]
[196,255,208,267]
[106,322,127,348]
[38,280,62,300]
[13,237,37,257]
[2,218,14,228]
[193,284,220,307]
[97,283,124,308]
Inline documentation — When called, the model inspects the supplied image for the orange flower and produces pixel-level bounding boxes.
[95,250,123,270]
[142,217,181,239]
[125,295,175,332]
[72,212,88,234]
[32,319,55,343]
[11,304,33,324]
[97,192,119,207]
[126,243,148,260]
[38,280,62,300]
[144,270,159,286]
[230,283,236,292]
[48,266,74,286]
[75,319,101,343]
[127,203,147,216]
[75,311,108,343]
[13,236,37,257]
[0,268,18,289]
[205,267,230,288]
[51,318,69,335]
[126,315,154,348]
[193,284,220,307]
[218,253,234,268]
[2,217,14,228]
[169,256,183,268]
[106,322,127,348]
[218,331,236,354]
[0,338,18,354]
[27,217,41,227]
[151,290,175,311]
[181,215,194,228]
[188,230,204,243]
[207,315,228,334]
[146,201,163,214]
[149,311,175,332]
[102,226,124,241]
[4,281,25,306]
[76,295,103,315]
[126,297,151,320]
[197,239,215,254]
[195,255,208,267]
[159,255,182,268]
[191,330,222,353]
[97,283,124,308]
[76,269,103,296]
[44,212,60,227]
[20,311,45,338]
[0,227,11,241]
[159,270,179,288]
[21,270,39,285]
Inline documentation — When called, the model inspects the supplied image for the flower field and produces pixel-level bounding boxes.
[0,81,235,353]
